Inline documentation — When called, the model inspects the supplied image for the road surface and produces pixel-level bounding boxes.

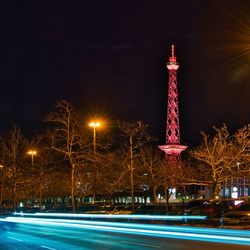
[0,215,249,250]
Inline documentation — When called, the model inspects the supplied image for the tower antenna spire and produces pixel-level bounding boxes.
[169,44,177,64]
[172,44,175,57]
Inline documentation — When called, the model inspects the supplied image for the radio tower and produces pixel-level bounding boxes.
[159,45,187,163]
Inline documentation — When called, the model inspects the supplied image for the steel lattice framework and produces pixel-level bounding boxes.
[159,45,187,161]
[166,52,180,144]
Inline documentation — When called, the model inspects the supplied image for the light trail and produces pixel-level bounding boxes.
[5,216,250,237]
[13,212,207,221]
[1,216,250,246]
[40,246,57,250]
[120,240,161,248]
[7,236,23,242]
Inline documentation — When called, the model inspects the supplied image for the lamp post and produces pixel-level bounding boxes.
[27,150,37,207]
[89,121,101,159]
[27,150,37,167]
[0,165,3,211]
[89,121,101,203]
[237,162,240,197]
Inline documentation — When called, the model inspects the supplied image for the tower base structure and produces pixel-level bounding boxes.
[158,144,187,193]
[159,143,187,174]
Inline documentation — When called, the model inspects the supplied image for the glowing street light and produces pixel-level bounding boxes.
[27,150,37,166]
[88,121,101,154]
[89,121,101,128]
[88,121,102,203]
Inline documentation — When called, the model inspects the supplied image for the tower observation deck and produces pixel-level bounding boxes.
[159,45,187,161]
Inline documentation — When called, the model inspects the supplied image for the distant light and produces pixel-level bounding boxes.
[89,121,101,127]
[232,187,238,197]
[27,150,37,156]
[234,200,244,206]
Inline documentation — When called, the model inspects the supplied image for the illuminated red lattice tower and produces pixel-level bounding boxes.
[159,45,187,162]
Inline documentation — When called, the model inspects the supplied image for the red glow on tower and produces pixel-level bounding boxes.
[159,45,187,161]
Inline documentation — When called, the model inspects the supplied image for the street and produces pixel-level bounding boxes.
[0,215,249,249]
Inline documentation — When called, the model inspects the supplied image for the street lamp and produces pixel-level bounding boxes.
[27,150,37,208]
[89,121,101,203]
[89,121,101,157]
[27,150,37,166]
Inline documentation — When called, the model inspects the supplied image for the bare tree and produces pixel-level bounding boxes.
[45,100,82,212]
[27,133,56,210]
[139,146,163,203]
[1,126,28,208]
[227,124,250,177]
[80,131,112,203]
[118,121,151,212]
[191,124,250,198]
[100,152,129,200]
[47,168,71,207]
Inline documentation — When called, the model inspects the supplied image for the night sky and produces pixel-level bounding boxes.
[0,0,249,146]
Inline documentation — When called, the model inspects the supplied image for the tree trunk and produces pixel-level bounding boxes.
[65,195,68,206]
[130,167,134,213]
[13,184,16,209]
[212,181,219,199]
[153,186,158,204]
[71,163,75,213]
[129,135,135,213]
[92,170,97,204]
[164,187,169,214]
[0,177,3,211]
[39,171,42,211]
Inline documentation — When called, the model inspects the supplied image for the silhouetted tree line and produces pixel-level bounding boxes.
[0,100,249,212]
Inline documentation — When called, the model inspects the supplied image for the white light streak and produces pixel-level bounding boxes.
[13,212,207,221]
[7,237,23,242]
[40,246,57,250]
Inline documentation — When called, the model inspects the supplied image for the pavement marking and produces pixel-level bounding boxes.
[40,246,57,250]
[7,237,23,242]
[121,240,161,248]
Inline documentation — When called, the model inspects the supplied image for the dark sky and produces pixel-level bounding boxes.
[0,0,249,146]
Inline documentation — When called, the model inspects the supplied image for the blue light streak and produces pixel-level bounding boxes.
[13,212,207,221]
[1,216,249,246]
[5,216,250,237]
